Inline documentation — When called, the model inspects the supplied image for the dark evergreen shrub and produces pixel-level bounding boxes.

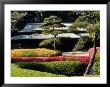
[17,61,86,76]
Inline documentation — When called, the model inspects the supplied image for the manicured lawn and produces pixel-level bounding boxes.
[11,63,65,77]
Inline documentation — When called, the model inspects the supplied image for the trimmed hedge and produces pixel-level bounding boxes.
[93,52,100,75]
[65,56,90,65]
[11,56,64,62]
[11,48,61,57]
[93,59,100,75]
[11,63,65,77]
[16,61,86,76]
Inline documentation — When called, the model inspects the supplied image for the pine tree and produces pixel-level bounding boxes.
[39,16,66,50]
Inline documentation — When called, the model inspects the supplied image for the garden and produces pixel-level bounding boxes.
[11,11,100,77]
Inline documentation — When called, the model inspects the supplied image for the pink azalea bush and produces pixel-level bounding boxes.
[12,56,64,62]
[88,47,100,57]
[65,56,90,65]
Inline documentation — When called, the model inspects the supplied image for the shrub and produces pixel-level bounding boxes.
[11,48,61,57]
[65,56,90,65]
[11,56,64,62]
[93,59,100,75]
[88,47,100,57]
[16,61,86,76]
[11,63,65,77]
[95,52,100,61]
[93,51,100,75]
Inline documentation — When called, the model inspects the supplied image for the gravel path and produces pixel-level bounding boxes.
[62,52,89,56]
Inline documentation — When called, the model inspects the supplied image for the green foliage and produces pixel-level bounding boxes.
[95,52,100,61]
[41,16,63,28]
[68,21,88,33]
[93,52,100,75]
[42,30,63,36]
[39,38,61,46]
[11,11,27,31]
[11,63,65,77]
[68,11,100,39]
[86,22,100,39]
[68,11,100,75]
[11,11,81,32]
[22,50,35,57]
[93,59,100,75]
[73,36,92,51]
[39,16,66,49]
[80,11,100,24]
[16,61,86,76]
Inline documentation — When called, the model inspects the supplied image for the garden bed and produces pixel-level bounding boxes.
[11,48,62,57]
[12,56,64,62]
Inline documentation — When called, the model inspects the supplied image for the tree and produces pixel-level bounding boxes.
[39,16,66,50]
[73,36,93,52]
[68,11,100,75]
[11,11,27,31]
[11,11,43,32]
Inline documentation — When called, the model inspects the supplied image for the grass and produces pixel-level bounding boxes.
[11,63,65,77]
[11,63,99,77]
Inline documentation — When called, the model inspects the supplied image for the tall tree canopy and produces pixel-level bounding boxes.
[68,11,100,75]
[11,11,81,32]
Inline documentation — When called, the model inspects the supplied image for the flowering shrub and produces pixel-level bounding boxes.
[11,56,64,62]
[11,48,61,57]
[88,47,100,57]
[65,56,90,65]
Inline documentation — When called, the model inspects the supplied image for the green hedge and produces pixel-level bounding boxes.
[93,52,100,75]
[11,63,65,77]
[16,61,86,76]
[93,59,100,75]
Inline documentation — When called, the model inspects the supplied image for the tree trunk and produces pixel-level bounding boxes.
[53,34,56,50]
[84,33,97,75]
[53,27,56,50]
[53,40,56,50]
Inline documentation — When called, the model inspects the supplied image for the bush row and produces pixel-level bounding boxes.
[16,61,87,76]
[12,56,64,62]
[11,64,65,77]
[11,48,62,57]
[11,55,89,65]
[65,56,90,65]
[11,55,91,65]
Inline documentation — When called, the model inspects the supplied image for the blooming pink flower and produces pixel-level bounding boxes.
[11,56,65,62]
